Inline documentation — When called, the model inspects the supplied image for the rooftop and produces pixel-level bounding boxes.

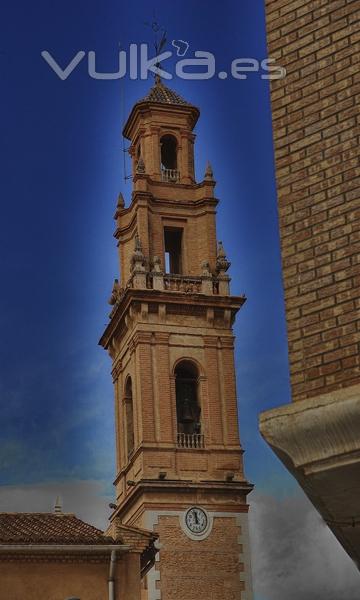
[0,512,113,545]
[138,78,192,106]
[123,78,199,139]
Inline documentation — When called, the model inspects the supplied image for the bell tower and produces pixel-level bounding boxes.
[100,78,253,600]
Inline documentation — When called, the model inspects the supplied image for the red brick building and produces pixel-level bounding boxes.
[100,78,254,600]
[0,509,156,599]
[260,0,360,568]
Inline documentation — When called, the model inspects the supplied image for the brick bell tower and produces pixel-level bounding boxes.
[100,78,254,600]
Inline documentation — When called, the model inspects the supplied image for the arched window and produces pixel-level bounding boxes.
[160,135,178,170]
[124,377,135,458]
[175,361,201,435]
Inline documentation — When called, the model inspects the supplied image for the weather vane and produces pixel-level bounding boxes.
[144,11,167,81]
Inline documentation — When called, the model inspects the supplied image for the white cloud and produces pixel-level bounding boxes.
[249,489,360,600]
[0,480,113,530]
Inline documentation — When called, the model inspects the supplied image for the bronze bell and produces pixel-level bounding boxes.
[181,398,194,423]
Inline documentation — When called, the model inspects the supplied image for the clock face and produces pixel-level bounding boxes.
[185,507,208,534]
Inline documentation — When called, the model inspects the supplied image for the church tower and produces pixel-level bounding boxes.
[100,78,253,600]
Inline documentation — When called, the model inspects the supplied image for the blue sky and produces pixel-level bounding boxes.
[0,2,294,498]
[0,0,293,493]
[3,2,360,596]
[0,0,293,492]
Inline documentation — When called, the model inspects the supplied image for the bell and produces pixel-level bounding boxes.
[180,398,194,423]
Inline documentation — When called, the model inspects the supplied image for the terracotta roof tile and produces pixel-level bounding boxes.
[122,79,199,139]
[138,80,192,107]
[0,513,114,545]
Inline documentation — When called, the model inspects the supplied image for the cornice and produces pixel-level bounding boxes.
[259,384,360,474]
[123,101,199,140]
[132,331,153,346]
[99,288,245,350]
[114,189,218,240]
[260,383,360,568]
[153,332,170,344]
[112,479,254,521]
[203,335,218,348]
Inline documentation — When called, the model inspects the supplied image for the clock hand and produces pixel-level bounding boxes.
[194,510,199,524]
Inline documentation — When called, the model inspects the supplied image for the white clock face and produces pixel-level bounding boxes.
[185,507,208,534]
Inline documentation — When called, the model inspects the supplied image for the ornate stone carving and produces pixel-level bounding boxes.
[131,235,146,273]
[164,275,202,293]
[130,235,147,289]
[216,241,231,274]
[201,260,213,295]
[216,242,231,295]
[152,255,162,273]
[201,260,211,276]
[108,278,123,305]
[136,156,145,174]
[151,255,164,290]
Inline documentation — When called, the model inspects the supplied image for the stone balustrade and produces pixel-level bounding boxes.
[147,272,229,295]
[164,274,202,293]
[177,432,205,449]
[161,167,180,183]
[109,270,231,319]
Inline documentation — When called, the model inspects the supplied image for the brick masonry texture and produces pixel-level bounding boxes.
[104,78,253,600]
[265,0,360,401]
[155,516,244,600]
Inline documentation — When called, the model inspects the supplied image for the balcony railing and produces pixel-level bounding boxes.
[163,274,202,293]
[161,167,180,183]
[177,432,205,449]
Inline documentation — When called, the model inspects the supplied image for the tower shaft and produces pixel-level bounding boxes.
[101,80,253,600]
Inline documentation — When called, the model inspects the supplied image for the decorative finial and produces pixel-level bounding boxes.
[131,234,146,273]
[117,192,125,209]
[134,234,142,252]
[54,496,62,514]
[108,278,122,305]
[136,156,145,174]
[204,161,214,181]
[152,255,162,273]
[216,241,231,273]
[114,192,125,220]
[218,241,226,258]
[201,260,211,276]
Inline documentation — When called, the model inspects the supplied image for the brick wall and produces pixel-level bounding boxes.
[116,195,218,287]
[265,0,360,401]
[155,515,244,600]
